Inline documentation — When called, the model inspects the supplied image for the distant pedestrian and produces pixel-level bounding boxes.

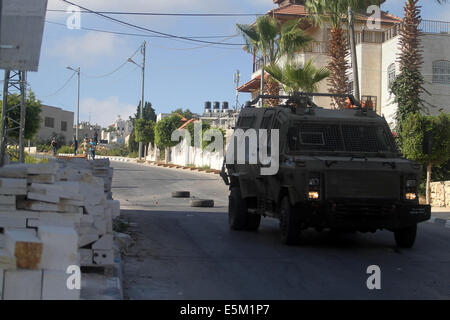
[93,130,98,145]
[71,136,78,155]
[50,138,58,156]
[89,138,96,160]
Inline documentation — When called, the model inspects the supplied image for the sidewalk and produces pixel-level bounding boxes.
[432,207,450,220]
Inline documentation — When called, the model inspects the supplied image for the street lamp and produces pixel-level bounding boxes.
[67,66,81,143]
[127,41,146,161]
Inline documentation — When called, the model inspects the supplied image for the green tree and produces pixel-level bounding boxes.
[128,130,139,153]
[172,108,194,120]
[134,119,155,156]
[305,0,382,109]
[133,101,156,122]
[0,91,42,140]
[400,112,450,204]
[155,114,183,163]
[237,16,313,106]
[390,0,426,146]
[265,59,330,94]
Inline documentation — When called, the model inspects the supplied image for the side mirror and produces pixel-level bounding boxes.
[422,131,433,156]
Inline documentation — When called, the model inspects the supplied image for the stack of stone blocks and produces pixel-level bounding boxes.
[0,158,120,300]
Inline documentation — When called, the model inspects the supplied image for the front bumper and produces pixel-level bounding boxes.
[298,201,431,230]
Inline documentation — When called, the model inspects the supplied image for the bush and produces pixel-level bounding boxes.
[57,145,74,154]
[37,144,51,153]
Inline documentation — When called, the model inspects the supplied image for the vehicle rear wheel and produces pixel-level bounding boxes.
[245,213,261,231]
[394,224,417,248]
[279,196,301,245]
[228,187,248,230]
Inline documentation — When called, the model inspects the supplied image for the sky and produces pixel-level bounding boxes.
[9,0,450,127]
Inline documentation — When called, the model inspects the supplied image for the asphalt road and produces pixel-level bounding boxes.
[112,162,450,300]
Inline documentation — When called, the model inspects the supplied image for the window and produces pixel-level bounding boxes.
[433,60,450,85]
[45,117,54,128]
[61,121,67,132]
[388,63,396,87]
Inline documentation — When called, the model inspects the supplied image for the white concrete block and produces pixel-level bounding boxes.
[0,166,28,178]
[27,174,55,184]
[85,205,105,216]
[0,195,15,206]
[92,234,113,250]
[79,249,93,265]
[78,226,99,248]
[94,216,107,236]
[42,270,80,300]
[27,192,60,204]
[0,217,27,228]
[0,178,27,195]
[0,268,3,300]
[38,226,79,271]
[93,249,114,265]
[107,200,121,219]
[6,163,58,175]
[0,248,16,270]
[3,270,42,300]
[17,200,83,214]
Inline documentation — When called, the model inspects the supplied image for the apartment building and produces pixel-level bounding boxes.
[238,0,450,129]
[35,105,74,144]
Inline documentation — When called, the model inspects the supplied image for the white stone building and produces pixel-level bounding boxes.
[35,105,74,144]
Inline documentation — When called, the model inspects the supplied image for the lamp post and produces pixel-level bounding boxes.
[67,66,81,142]
[128,41,146,161]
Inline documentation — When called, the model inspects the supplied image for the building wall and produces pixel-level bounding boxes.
[381,33,450,129]
[36,105,74,145]
[421,34,450,116]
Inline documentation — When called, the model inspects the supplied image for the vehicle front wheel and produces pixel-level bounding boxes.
[279,196,301,245]
[394,224,417,248]
[228,187,248,230]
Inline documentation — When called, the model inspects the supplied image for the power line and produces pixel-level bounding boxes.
[48,9,264,17]
[60,0,246,46]
[41,72,76,98]
[80,45,142,78]
[45,20,238,39]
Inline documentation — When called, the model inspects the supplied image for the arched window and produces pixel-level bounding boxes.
[387,63,396,87]
[433,60,450,85]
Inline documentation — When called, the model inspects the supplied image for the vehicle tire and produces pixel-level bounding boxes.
[172,191,190,198]
[245,213,261,232]
[394,224,417,248]
[228,187,248,230]
[190,199,214,208]
[279,196,301,245]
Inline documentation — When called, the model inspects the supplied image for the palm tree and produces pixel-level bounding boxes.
[305,0,381,109]
[265,60,330,94]
[237,16,313,106]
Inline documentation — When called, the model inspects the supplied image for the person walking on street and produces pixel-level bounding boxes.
[93,130,99,145]
[89,138,97,160]
[71,136,78,155]
[50,138,58,156]
[82,137,89,158]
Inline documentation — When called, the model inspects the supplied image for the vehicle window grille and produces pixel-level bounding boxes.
[342,125,395,153]
[289,124,345,151]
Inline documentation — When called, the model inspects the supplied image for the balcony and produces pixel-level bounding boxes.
[384,20,450,42]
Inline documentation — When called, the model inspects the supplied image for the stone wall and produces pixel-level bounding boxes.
[430,181,450,207]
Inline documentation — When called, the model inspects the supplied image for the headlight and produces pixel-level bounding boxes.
[308,191,320,200]
[406,180,417,188]
[406,193,417,201]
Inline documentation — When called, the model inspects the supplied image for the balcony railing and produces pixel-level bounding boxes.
[420,20,450,34]
[252,42,329,72]
[384,20,450,42]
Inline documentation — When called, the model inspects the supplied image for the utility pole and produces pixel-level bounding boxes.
[234,70,240,111]
[140,41,146,161]
[348,6,360,102]
[259,58,265,107]
[67,66,81,142]
[127,41,147,160]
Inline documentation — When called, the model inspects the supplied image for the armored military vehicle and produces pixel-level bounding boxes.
[220,93,431,247]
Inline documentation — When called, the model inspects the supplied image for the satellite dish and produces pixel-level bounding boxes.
[0,0,48,71]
